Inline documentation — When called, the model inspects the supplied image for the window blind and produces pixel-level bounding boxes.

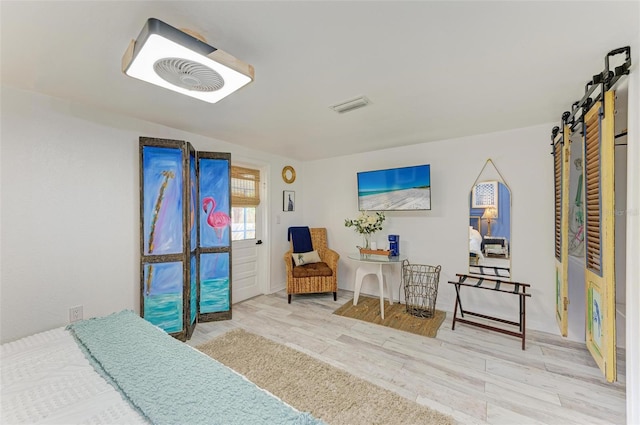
[231,166,260,206]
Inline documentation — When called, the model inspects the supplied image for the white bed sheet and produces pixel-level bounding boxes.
[1,327,148,425]
[469,226,485,261]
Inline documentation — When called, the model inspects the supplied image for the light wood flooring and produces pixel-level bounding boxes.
[187,290,626,425]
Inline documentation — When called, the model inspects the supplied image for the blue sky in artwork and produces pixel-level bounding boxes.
[144,261,183,296]
[357,164,430,194]
[200,252,229,279]
[190,155,197,252]
[142,146,183,255]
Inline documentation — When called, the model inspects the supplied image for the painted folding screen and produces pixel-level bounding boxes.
[140,138,232,340]
[583,91,616,382]
[140,138,196,341]
[198,152,232,322]
[553,125,570,337]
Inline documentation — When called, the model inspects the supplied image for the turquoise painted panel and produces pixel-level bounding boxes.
[190,254,197,325]
[200,252,230,313]
[143,261,183,333]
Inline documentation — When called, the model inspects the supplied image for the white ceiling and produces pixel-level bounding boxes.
[1,1,638,160]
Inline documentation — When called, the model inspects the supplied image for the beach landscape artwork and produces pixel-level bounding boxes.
[357,164,431,211]
[141,144,186,334]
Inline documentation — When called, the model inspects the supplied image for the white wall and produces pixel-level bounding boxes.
[301,124,560,335]
[0,86,300,343]
[1,84,557,339]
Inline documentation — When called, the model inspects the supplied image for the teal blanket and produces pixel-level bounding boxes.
[67,310,324,425]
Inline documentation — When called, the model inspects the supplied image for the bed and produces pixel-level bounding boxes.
[1,310,323,425]
[469,225,484,265]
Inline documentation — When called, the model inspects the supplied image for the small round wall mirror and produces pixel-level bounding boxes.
[282,166,296,184]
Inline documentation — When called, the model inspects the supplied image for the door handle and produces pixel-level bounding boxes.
[256,240,263,245]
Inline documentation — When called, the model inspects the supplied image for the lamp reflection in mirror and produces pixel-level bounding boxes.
[482,206,498,236]
[122,18,254,103]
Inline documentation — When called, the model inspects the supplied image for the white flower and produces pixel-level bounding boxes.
[344,211,385,235]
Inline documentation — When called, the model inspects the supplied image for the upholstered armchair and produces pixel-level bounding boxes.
[284,228,339,303]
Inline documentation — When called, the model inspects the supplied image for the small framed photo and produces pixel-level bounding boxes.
[283,190,295,212]
[472,181,498,208]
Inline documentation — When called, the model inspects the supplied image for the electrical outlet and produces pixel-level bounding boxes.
[69,306,83,323]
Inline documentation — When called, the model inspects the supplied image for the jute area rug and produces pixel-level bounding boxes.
[197,329,455,425]
[333,296,446,338]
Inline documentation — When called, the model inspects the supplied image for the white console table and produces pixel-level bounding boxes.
[347,254,406,319]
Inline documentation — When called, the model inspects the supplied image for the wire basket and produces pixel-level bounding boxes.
[402,260,442,318]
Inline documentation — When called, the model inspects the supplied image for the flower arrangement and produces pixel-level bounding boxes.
[344,211,385,235]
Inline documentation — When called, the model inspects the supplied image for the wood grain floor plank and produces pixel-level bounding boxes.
[187,291,626,425]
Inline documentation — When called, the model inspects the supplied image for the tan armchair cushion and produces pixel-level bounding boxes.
[292,262,333,278]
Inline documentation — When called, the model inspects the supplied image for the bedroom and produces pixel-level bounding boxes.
[1,1,639,424]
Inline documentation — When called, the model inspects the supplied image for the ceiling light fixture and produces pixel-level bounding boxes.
[122,18,254,103]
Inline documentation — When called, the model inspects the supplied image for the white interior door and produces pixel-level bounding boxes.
[232,237,262,303]
[230,166,266,303]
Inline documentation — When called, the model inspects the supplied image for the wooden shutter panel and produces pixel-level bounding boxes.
[583,91,616,382]
[231,166,260,207]
[553,139,562,260]
[584,106,601,273]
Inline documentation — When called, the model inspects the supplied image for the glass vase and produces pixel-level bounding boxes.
[359,234,371,259]
[362,234,371,250]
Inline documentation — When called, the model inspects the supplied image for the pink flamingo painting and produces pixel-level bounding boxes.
[202,196,230,240]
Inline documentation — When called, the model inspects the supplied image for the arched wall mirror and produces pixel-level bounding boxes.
[468,160,512,278]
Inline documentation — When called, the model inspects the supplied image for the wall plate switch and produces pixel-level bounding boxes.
[69,306,83,323]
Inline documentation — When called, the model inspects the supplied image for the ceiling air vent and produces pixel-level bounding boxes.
[330,96,371,114]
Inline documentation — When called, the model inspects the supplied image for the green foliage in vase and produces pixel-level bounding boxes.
[344,211,385,235]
